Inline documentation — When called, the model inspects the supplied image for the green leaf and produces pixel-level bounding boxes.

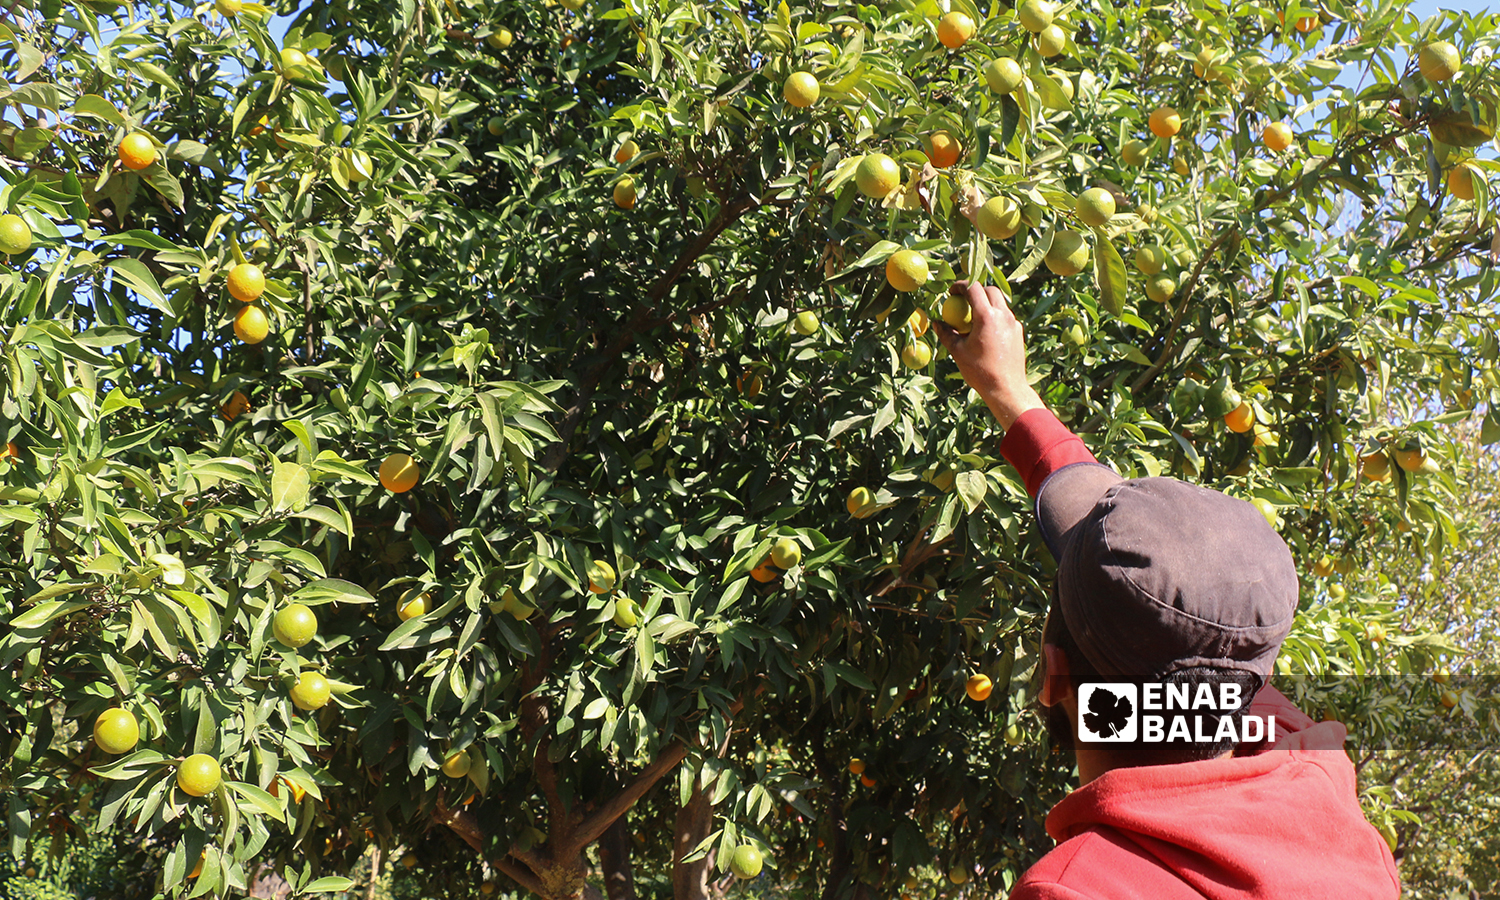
[105,258,171,314]
[1092,227,1128,316]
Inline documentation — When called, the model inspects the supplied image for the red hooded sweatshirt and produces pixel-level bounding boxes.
[998,409,1401,900]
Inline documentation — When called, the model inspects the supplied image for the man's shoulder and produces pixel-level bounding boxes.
[1008,826,1197,900]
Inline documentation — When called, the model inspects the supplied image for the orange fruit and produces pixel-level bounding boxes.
[927,132,961,168]
[614,139,639,163]
[587,559,617,593]
[1148,106,1182,138]
[1076,187,1115,227]
[441,749,472,778]
[379,452,420,492]
[93,708,140,754]
[0,442,19,460]
[487,28,514,49]
[736,370,763,398]
[941,294,973,334]
[397,589,430,621]
[233,305,269,344]
[1295,14,1319,32]
[750,560,780,582]
[1418,41,1460,81]
[1044,230,1088,277]
[0,214,33,256]
[860,774,876,787]
[855,153,902,199]
[885,249,929,293]
[1448,163,1477,201]
[936,12,975,50]
[847,487,876,518]
[1144,275,1176,304]
[1120,139,1152,167]
[177,754,222,797]
[1016,0,1054,32]
[1224,401,1255,433]
[1035,24,1066,58]
[189,852,206,879]
[1361,451,1391,482]
[770,538,802,568]
[272,603,317,648]
[1134,244,1166,274]
[227,263,265,303]
[1394,445,1425,472]
[1439,689,1458,709]
[215,0,241,14]
[118,133,156,170]
[901,341,933,370]
[1312,556,1335,578]
[976,196,1022,240]
[983,57,1024,94]
[848,758,866,774]
[1262,122,1293,152]
[783,72,820,107]
[220,390,251,421]
[613,177,637,209]
[965,674,992,701]
[289,672,331,711]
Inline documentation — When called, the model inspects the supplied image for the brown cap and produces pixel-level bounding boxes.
[1037,463,1300,691]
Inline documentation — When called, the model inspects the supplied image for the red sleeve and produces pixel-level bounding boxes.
[999,408,1099,498]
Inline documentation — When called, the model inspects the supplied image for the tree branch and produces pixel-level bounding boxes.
[566,742,689,854]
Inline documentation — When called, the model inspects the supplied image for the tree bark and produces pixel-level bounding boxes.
[672,777,714,900]
[597,818,636,900]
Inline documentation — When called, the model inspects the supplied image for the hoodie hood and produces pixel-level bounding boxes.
[1017,688,1400,900]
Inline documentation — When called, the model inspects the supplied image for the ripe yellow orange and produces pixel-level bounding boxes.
[860,774,876,787]
[906,308,929,337]
[441,749,472,778]
[397,589,430,621]
[885,249,929,293]
[233,305,269,344]
[215,0,241,14]
[487,28,514,49]
[1447,163,1477,201]
[1432,668,1451,684]
[855,153,902,200]
[1394,445,1425,472]
[289,671,332,711]
[93,708,140,754]
[793,311,819,336]
[1224,401,1255,433]
[976,196,1022,240]
[1148,106,1182,138]
[588,558,617,593]
[1295,14,1319,32]
[936,12,975,50]
[1361,451,1391,482]
[379,452,420,492]
[736,369,763,398]
[614,139,639,163]
[927,131,961,169]
[848,758,866,774]
[783,71,820,107]
[901,341,933,370]
[1418,41,1460,81]
[1312,556,1335,578]
[847,486,876,518]
[189,852,206,879]
[118,133,156,170]
[1044,230,1088,277]
[1262,122,1293,152]
[983,57,1024,94]
[401,853,418,868]
[1439,689,1458,709]
[750,560,779,583]
[941,294,972,334]
[613,177,637,209]
[220,390,251,421]
[177,754,222,797]
[227,263,265,303]
[613,596,640,626]
[965,673,992,701]
[1076,187,1115,227]
[272,603,317,648]
[0,214,33,256]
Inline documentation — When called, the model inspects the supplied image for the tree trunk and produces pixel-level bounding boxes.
[672,778,714,900]
[598,819,636,900]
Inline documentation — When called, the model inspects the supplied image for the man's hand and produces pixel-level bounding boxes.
[932,280,1045,430]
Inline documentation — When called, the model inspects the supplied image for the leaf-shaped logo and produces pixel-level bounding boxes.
[1082,686,1134,738]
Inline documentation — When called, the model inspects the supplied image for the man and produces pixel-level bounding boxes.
[933,282,1400,899]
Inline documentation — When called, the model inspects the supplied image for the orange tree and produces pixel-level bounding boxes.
[1,0,1498,898]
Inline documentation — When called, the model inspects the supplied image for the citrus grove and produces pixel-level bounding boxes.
[1,0,1498,898]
